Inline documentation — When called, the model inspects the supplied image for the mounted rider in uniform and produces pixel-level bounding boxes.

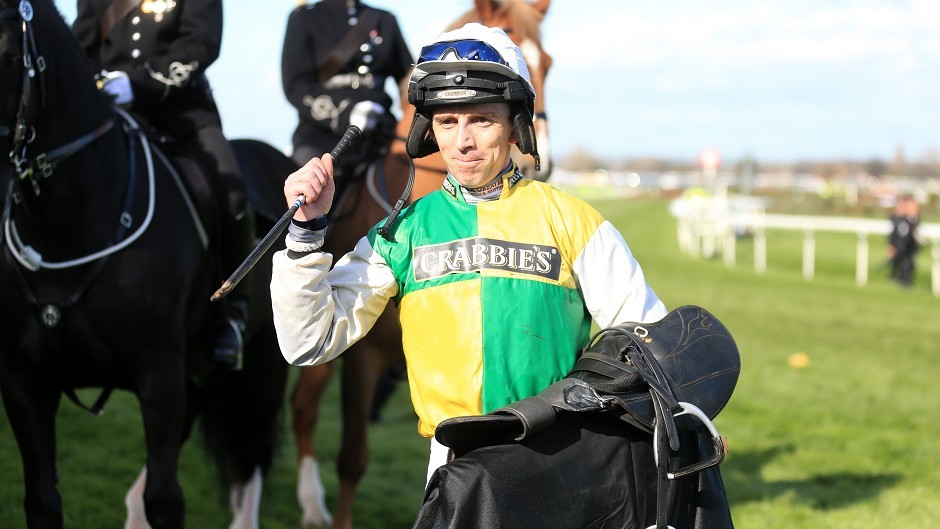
[281,0,413,177]
[73,0,253,369]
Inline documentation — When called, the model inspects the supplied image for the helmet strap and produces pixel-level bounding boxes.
[376,158,415,241]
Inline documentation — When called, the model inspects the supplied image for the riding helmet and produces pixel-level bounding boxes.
[406,23,539,167]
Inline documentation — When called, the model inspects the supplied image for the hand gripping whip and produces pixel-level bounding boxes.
[210,125,362,301]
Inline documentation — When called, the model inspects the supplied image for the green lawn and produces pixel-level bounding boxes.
[2,197,938,528]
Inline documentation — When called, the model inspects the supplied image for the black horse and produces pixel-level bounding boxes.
[0,1,295,528]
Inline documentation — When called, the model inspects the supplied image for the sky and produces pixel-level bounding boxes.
[55,0,940,165]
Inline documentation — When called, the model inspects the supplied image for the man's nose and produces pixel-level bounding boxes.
[455,121,475,150]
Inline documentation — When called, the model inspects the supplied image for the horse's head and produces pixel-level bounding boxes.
[0,0,113,195]
[449,0,553,180]
[0,0,29,158]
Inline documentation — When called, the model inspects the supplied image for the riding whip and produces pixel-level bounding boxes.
[211,125,362,301]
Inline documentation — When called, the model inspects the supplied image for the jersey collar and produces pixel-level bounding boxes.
[441,161,525,203]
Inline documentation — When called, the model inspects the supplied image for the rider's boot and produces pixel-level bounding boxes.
[211,209,256,370]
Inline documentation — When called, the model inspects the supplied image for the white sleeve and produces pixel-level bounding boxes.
[270,236,399,366]
[574,220,668,328]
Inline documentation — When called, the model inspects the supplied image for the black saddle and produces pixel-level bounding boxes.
[437,305,739,455]
[428,305,741,529]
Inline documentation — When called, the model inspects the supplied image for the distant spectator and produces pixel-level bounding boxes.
[887,195,921,287]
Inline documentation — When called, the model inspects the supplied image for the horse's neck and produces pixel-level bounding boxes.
[12,103,130,258]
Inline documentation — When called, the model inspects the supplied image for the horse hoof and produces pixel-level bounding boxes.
[298,456,333,527]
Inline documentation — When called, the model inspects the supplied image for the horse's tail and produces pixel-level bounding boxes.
[197,320,288,490]
[196,138,295,492]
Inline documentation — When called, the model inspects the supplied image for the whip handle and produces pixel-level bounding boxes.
[210,125,362,301]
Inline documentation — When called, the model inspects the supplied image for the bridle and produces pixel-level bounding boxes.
[1,1,161,272]
[2,0,114,196]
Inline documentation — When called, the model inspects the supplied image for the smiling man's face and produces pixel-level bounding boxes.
[431,102,517,188]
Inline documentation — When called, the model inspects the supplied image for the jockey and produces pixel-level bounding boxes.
[271,22,668,480]
[73,0,253,369]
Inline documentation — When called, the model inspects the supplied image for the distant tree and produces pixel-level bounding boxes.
[884,145,908,176]
[865,158,887,178]
[924,146,940,166]
[613,157,674,171]
[559,147,605,172]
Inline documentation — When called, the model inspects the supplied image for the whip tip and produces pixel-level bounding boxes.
[210,280,233,302]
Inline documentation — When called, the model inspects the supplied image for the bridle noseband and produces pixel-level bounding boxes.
[2,0,114,196]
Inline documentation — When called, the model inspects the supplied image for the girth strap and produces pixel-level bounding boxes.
[64,386,114,416]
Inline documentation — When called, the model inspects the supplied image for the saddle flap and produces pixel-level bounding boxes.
[434,413,522,456]
[436,377,612,454]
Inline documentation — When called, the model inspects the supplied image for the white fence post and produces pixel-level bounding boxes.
[803,229,815,280]
[933,242,940,297]
[669,198,940,296]
[755,227,767,274]
[856,233,869,286]
[724,229,736,267]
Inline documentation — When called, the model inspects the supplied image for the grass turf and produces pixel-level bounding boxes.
[2,196,938,528]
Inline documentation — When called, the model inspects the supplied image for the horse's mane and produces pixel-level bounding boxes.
[446,1,544,42]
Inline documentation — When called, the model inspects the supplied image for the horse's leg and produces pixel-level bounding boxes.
[292,363,335,527]
[124,467,153,529]
[227,466,263,529]
[0,371,63,529]
[332,306,403,529]
[221,323,288,529]
[136,365,187,529]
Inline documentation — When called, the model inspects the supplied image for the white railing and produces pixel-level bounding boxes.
[670,195,940,296]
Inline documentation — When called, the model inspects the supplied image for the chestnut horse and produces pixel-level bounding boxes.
[288,1,553,527]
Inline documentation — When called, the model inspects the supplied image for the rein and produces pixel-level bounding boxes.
[324,161,392,238]
[12,118,116,195]
[4,109,158,271]
[364,162,393,213]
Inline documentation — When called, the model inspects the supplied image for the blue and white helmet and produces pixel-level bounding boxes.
[406,23,539,165]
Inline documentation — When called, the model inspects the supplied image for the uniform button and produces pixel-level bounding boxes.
[131,16,140,25]
[131,49,141,58]
[360,43,371,52]
[132,32,141,41]
[357,65,369,74]
[363,54,373,64]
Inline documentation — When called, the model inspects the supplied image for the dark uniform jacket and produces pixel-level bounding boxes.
[74,0,224,139]
[281,0,413,154]
[889,213,920,259]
